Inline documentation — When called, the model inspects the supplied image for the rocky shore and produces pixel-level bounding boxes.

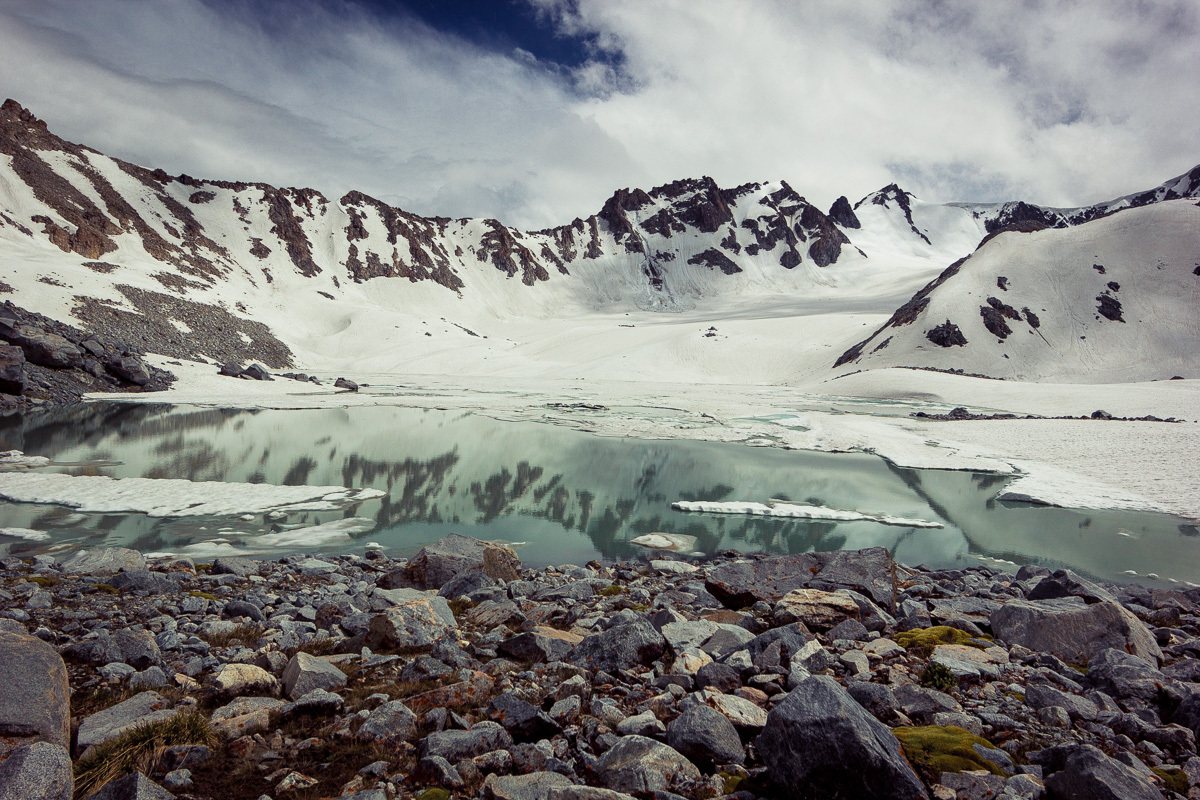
[2,536,1199,800]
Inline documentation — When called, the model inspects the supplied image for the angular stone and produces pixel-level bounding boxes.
[807,547,897,606]
[774,588,861,632]
[77,691,177,752]
[1025,684,1097,722]
[282,652,347,699]
[615,710,665,738]
[358,700,417,742]
[489,692,562,742]
[848,682,900,723]
[281,689,344,717]
[1038,744,1159,800]
[365,596,458,650]
[210,663,278,697]
[0,629,70,756]
[570,616,665,673]
[483,771,573,800]
[547,789,636,800]
[0,741,72,800]
[81,771,174,800]
[759,676,928,800]
[107,571,177,594]
[210,557,257,576]
[1086,648,1176,703]
[941,772,1007,800]
[989,599,1161,666]
[419,721,513,762]
[666,703,745,770]
[592,735,701,795]
[705,554,821,607]
[931,644,1008,680]
[406,671,495,715]
[499,627,582,663]
[1027,569,1116,604]
[61,547,145,576]
[384,533,522,590]
[210,697,284,740]
[682,689,767,734]
[0,343,26,394]
[661,620,720,652]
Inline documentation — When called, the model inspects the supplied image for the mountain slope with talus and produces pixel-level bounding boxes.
[0,98,1197,382]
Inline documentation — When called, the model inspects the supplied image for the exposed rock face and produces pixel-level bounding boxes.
[989,598,1162,665]
[383,533,522,590]
[0,630,70,757]
[0,741,73,800]
[758,676,928,800]
[592,735,701,795]
[828,195,861,229]
[569,616,666,673]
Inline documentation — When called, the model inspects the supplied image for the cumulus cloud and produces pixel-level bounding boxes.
[0,0,1196,228]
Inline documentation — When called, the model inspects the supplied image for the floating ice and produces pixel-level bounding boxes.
[0,450,51,471]
[0,472,385,518]
[253,517,375,547]
[631,532,699,552]
[0,527,50,541]
[670,499,943,528]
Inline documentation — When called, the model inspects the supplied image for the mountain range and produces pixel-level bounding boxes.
[1,98,1197,383]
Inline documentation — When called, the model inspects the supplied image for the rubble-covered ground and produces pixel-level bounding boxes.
[2,536,1200,800]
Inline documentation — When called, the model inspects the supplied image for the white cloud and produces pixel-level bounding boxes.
[0,0,1196,228]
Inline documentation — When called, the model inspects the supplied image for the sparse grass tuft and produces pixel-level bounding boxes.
[893,725,1005,780]
[188,591,218,601]
[74,710,216,798]
[28,576,61,588]
[93,584,119,595]
[296,638,338,657]
[447,597,477,617]
[598,585,627,597]
[200,623,263,648]
[415,789,451,800]
[919,661,958,692]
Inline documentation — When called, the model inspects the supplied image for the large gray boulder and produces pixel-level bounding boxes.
[61,547,145,576]
[757,676,928,800]
[0,343,26,394]
[0,741,72,800]
[67,630,161,670]
[1086,648,1178,703]
[570,616,666,673]
[381,533,521,590]
[282,652,347,699]
[81,771,174,800]
[210,557,257,576]
[592,735,701,795]
[0,629,70,757]
[107,571,177,594]
[1036,744,1160,800]
[483,772,573,800]
[666,704,745,770]
[705,554,820,607]
[77,692,176,752]
[419,722,513,762]
[1026,569,1116,604]
[499,627,582,663]
[357,700,417,742]
[365,595,459,649]
[989,598,1161,665]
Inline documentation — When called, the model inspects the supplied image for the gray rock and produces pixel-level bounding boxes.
[81,771,174,800]
[438,569,499,599]
[547,789,636,800]
[415,755,464,788]
[209,663,277,697]
[1086,648,1176,703]
[0,742,73,800]
[419,721,513,762]
[847,682,900,723]
[615,710,665,738]
[592,735,701,795]
[698,626,755,660]
[940,772,1007,800]
[535,581,596,603]
[758,676,928,800]
[77,692,177,752]
[106,571,177,594]
[705,554,821,606]
[666,704,745,770]
[490,692,562,742]
[990,598,1161,666]
[69,630,161,670]
[660,620,720,651]
[211,557,257,576]
[807,547,897,606]
[383,533,521,590]
[0,629,70,755]
[0,342,26,394]
[222,600,265,622]
[893,683,961,724]
[281,689,344,717]
[61,547,145,575]
[499,628,581,663]
[129,666,169,691]
[358,700,417,742]
[1038,744,1159,800]
[282,652,347,699]
[1027,569,1116,604]
[483,772,573,800]
[570,616,665,673]
[1025,683,1098,722]
[365,596,458,650]
[695,662,741,693]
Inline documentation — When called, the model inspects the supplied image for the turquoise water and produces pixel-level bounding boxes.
[0,402,1195,586]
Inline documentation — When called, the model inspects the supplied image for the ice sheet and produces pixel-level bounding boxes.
[672,500,943,528]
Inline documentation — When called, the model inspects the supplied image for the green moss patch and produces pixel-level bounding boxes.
[896,626,989,655]
[893,725,1006,780]
[598,585,627,597]
[1152,766,1188,794]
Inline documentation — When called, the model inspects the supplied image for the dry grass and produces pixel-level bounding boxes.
[74,711,216,799]
[200,623,264,648]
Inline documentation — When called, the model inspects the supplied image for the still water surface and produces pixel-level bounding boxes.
[0,403,1196,586]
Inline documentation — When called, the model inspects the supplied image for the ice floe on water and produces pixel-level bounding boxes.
[253,517,375,548]
[0,472,384,517]
[670,499,943,528]
[631,532,700,553]
[0,527,50,541]
[0,450,51,471]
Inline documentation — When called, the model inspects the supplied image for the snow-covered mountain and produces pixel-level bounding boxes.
[0,98,1196,381]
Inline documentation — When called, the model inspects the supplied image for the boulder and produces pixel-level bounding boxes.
[107,571,177,594]
[499,627,582,663]
[807,547,897,606]
[757,676,928,800]
[666,704,745,770]
[773,588,861,632]
[282,652,347,699]
[383,533,521,590]
[1086,648,1177,703]
[81,771,174,800]
[570,616,666,673]
[705,554,820,607]
[0,741,72,800]
[0,629,70,756]
[241,363,272,381]
[11,327,83,369]
[210,664,278,697]
[1027,569,1116,604]
[483,772,573,800]
[105,356,150,386]
[1037,744,1160,800]
[592,735,701,795]
[682,689,767,734]
[0,343,26,394]
[221,600,265,622]
[334,377,359,392]
[366,595,458,650]
[210,697,284,739]
[77,692,176,752]
[419,721,513,762]
[60,547,145,575]
[68,630,161,670]
[547,789,636,800]
[1024,684,1098,722]
[211,556,257,576]
[989,598,1161,665]
[357,700,417,742]
[489,692,562,742]
[217,362,242,377]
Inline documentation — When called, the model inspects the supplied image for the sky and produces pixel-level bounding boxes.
[1,0,1197,229]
